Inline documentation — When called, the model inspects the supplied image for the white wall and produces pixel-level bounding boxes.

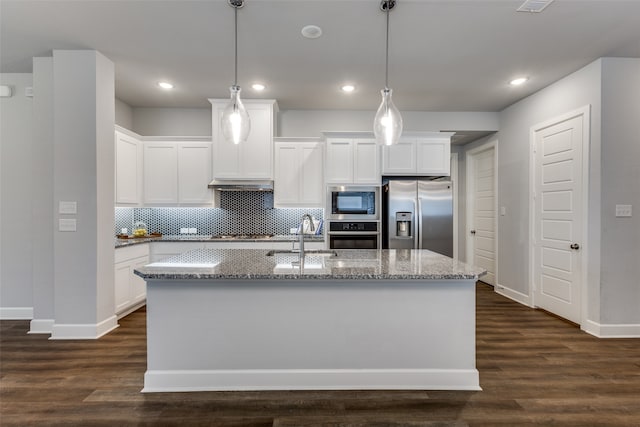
[127,107,499,138]
[115,98,133,130]
[132,107,211,136]
[31,58,55,330]
[279,110,499,137]
[496,59,603,321]
[0,73,34,318]
[600,58,640,324]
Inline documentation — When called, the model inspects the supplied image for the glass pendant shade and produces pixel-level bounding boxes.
[221,85,251,145]
[373,88,403,146]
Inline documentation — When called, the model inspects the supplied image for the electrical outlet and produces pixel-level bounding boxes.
[180,228,189,234]
[189,228,197,234]
[59,218,76,232]
[500,206,506,216]
[615,204,632,217]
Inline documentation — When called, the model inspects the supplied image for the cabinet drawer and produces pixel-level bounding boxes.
[115,243,150,263]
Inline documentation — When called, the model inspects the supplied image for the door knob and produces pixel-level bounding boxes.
[570,243,580,250]
[470,230,476,235]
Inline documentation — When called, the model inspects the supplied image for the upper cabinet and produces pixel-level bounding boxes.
[382,133,454,176]
[143,139,213,206]
[115,129,142,206]
[324,134,380,184]
[209,99,278,180]
[274,138,324,207]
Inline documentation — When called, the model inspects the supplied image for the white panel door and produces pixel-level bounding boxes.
[470,148,496,285]
[274,143,300,206]
[534,115,584,324]
[353,139,379,184]
[382,140,416,174]
[416,138,451,176]
[115,132,140,205]
[299,143,324,206]
[178,143,212,204]
[143,143,178,204]
[325,139,353,183]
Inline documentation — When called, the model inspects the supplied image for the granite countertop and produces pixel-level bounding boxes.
[134,248,486,281]
[115,234,324,248]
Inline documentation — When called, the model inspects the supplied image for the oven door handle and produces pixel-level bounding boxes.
[327,231,380,236]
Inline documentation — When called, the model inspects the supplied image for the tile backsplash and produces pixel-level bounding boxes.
[115,192,323,236]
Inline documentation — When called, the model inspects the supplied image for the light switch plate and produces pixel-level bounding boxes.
[59,218,77,232]
[615,204,632,217]
[59,201,77,214]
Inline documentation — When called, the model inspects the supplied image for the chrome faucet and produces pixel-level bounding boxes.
[298,214,316,259]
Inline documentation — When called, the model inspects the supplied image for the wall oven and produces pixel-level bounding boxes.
[327,186,380,220]
[328,221,379,250]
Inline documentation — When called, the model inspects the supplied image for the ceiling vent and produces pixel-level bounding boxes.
[517,0,554,13]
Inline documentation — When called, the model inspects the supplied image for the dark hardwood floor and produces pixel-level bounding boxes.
[2,282,639,426]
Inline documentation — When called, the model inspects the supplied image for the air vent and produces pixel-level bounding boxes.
[517,0,554,13]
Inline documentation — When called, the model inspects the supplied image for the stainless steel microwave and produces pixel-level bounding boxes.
[327,186,380,220]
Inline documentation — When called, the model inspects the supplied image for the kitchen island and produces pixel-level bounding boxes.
[134,248,485,392]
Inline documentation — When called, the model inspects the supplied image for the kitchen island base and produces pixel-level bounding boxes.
[142,279,480,392]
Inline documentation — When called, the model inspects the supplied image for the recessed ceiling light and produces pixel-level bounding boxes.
[510,77,529,86]
[251,83,266,91]
[341,85,355,93]
[301,25,322,39]
[157,81,174,89]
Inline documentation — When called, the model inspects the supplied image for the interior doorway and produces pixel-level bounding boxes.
[465,141,497,286]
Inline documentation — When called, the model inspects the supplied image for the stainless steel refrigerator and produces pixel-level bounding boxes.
[383,179,453,256]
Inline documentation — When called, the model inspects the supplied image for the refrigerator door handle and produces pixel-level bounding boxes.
[416,197,421,250]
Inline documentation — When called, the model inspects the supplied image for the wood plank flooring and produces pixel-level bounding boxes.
[2,282,639,426]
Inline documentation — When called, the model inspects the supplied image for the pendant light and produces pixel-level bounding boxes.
[373,0,403,146]
[221,0,250,145]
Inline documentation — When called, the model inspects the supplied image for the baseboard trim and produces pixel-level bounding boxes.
[582,320,640,338]
[50,315,119,340]
[0,306,33,320]
[28,318,54,334]
[494,284,533,307]
[142,368,481,392]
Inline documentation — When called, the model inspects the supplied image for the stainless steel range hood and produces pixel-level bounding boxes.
[208,179,274,192]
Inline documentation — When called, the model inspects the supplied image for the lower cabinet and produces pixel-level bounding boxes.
[114,243,149,318]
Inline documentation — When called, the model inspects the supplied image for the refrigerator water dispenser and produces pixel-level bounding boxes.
[395,212,412,237]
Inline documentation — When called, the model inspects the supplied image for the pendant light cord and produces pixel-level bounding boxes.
[234,5,238,87]
[385,1,390,90]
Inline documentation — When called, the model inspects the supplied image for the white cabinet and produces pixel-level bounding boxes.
[178,143,213,204]
[274,139,324,207]
[209,99,278,179]
[143,142,178,204]
[143,140,212,205]
[325,136,380,184]
[382,133,453,176]
[115,130,142,206]
[114,243,149,317]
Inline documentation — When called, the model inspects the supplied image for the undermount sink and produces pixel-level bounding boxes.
[266,249,338,257]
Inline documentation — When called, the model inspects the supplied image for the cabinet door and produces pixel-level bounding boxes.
[353,139,380,184]
[416,138,451,175]
[299,143,324,206]
[114,262,131,313]
[130,257,148,303]
[178,143,213,204]
[115,132,141,205]
[325,139,353,183]
[274,143,300,206]
[243,103,273,179]
[211,100,275,179]
[382,139,416,174]
[143,143,178,204]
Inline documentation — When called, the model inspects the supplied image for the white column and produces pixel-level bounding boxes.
[51,50,116,339]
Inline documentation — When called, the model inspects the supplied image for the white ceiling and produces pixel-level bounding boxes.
[2,0,640,112]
